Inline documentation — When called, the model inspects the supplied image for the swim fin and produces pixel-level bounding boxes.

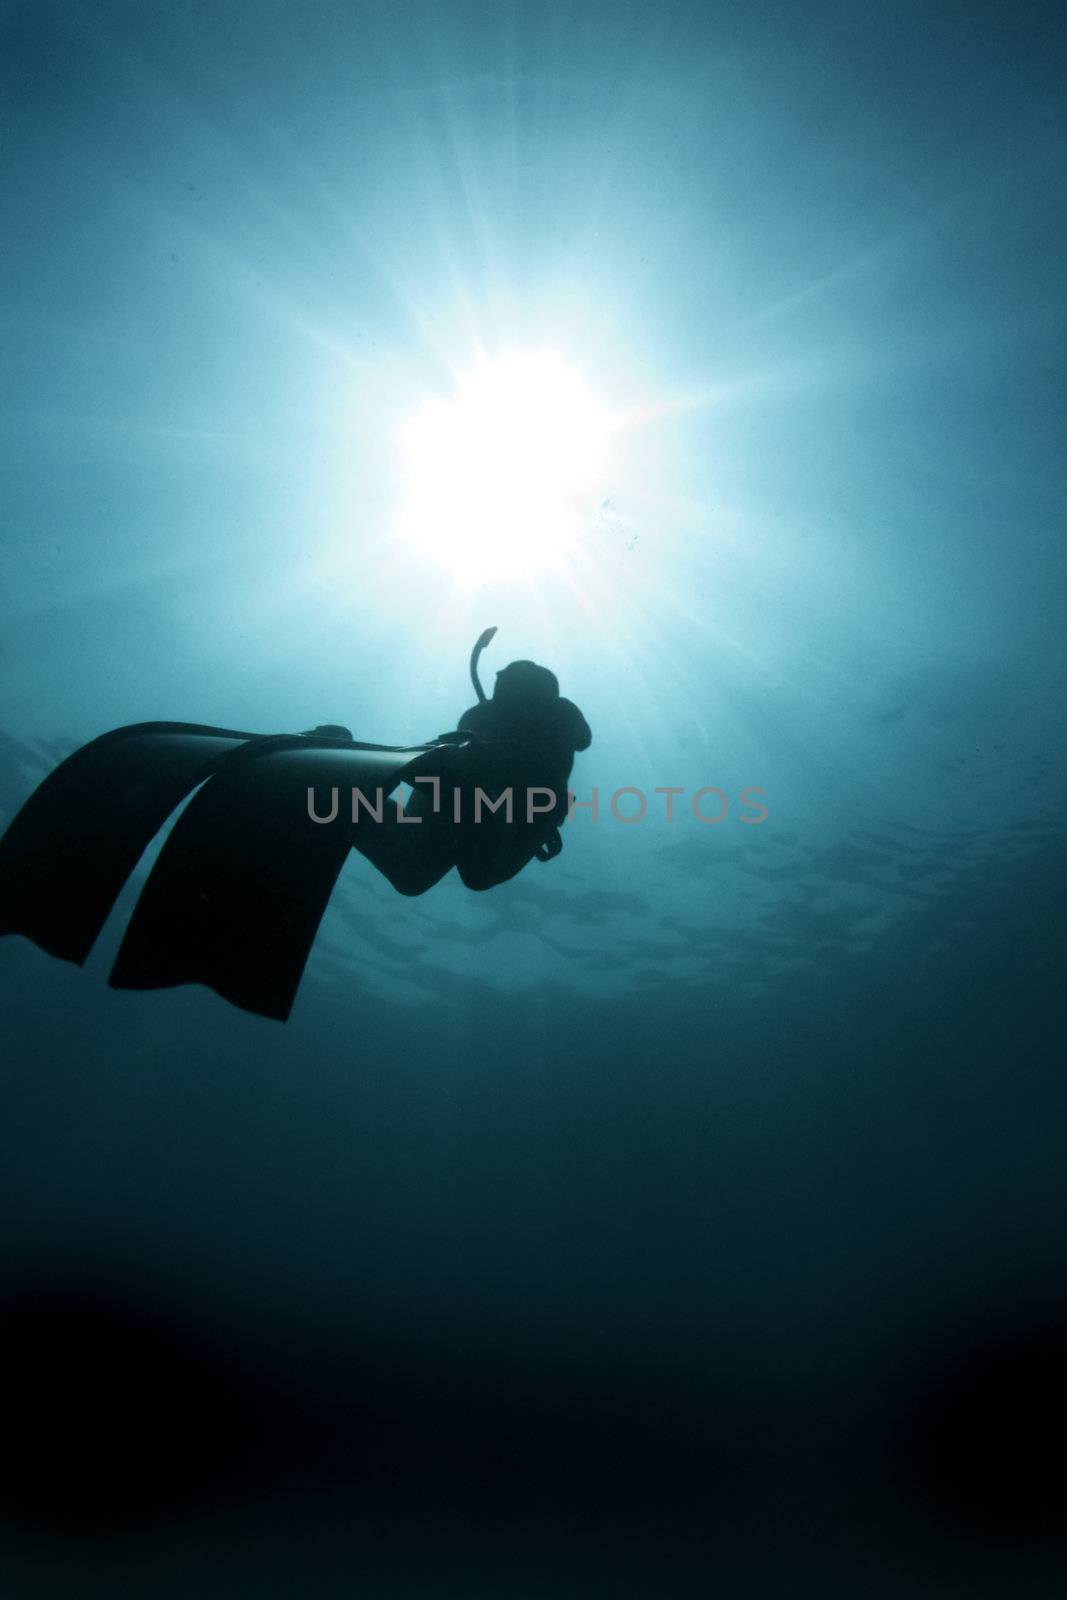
[0,721,451,1021]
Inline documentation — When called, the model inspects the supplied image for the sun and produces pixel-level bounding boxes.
[397,351,609,582]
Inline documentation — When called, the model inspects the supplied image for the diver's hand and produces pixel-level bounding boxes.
[535,827,563,863]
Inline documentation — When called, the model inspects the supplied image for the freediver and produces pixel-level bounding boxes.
[353,629,592,895]
[0,628,592,1019]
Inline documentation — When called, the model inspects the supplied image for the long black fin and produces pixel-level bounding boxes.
[107,741,428,1020]
[0,723,257,965]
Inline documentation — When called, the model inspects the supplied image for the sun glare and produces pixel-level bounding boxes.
[397,351,609,582]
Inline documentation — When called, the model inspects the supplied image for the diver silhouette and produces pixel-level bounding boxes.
[0,630,592,1020]
[356,633,592,896]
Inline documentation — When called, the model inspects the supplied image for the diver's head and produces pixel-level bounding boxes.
[492,659,560,711]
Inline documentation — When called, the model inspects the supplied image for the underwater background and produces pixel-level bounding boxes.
[1,1,1065,1593]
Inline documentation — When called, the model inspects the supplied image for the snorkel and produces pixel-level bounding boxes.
[469,626,498,703]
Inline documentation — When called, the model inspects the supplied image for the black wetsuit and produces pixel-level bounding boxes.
[356,691,592,895]
[452,694,592,886]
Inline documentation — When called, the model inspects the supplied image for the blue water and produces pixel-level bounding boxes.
[1,2,1065,1593]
